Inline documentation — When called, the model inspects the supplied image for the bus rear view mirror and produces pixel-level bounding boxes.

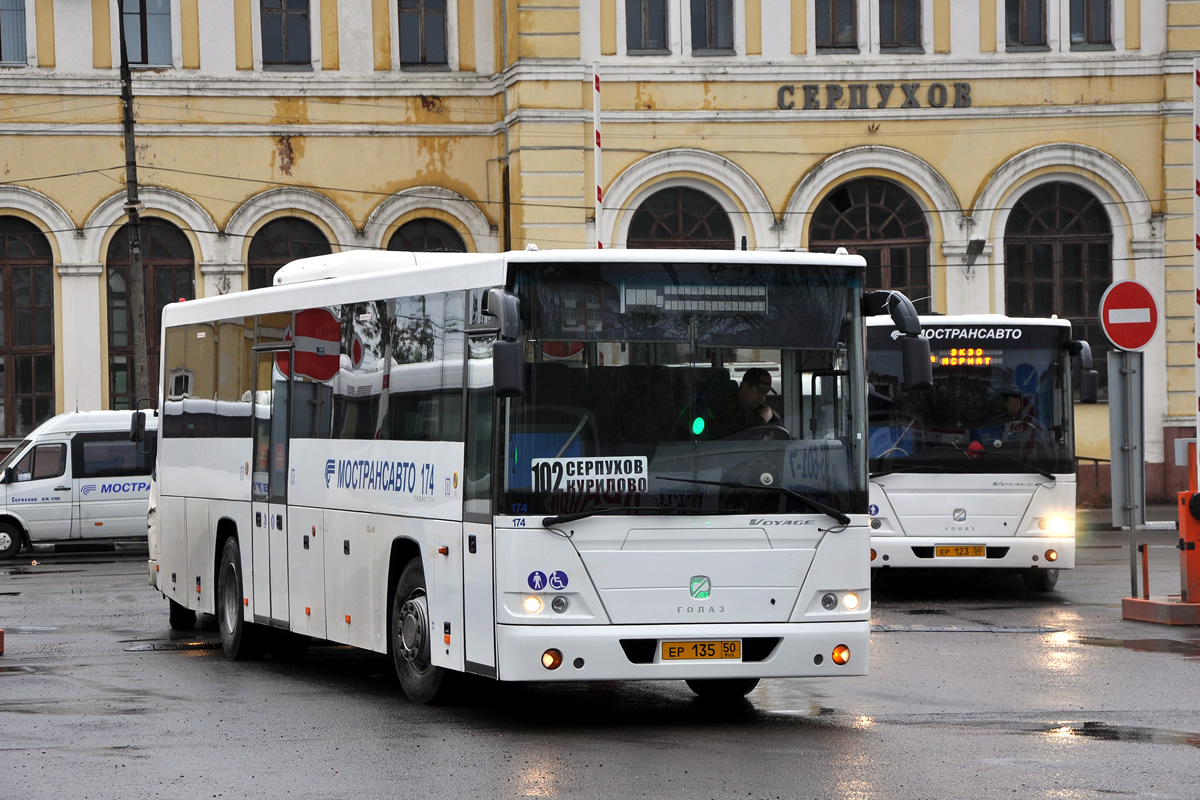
[493,340,525,398]
[484,288,521,340]
[901,335,933,391]
[1078,369,1098,404]
[1067,339,1098,403]
[130,410,145,443]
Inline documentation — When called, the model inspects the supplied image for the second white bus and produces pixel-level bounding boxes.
[866,314,1098,590]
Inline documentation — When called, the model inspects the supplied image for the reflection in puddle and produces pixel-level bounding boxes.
[1075,636,1200,659]
[987,720,1200,750]
[0,665,38,675]
[124,640,221,652]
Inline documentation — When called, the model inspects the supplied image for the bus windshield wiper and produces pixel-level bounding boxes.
[949,443,1056,481]
[659,477,851,526]
[541,505,677,527]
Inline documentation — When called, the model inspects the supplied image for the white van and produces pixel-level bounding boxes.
[0,411,157,558]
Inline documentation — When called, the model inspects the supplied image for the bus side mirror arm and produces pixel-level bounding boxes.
[1068,339,1099,404]
[484,288,525,398]
[863,290,933,391]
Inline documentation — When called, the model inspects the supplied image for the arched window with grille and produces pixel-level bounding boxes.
[627,186,735,249]
[387,218,466,252]
[1004,181,1112,396]
[247,217,332,290]
[107,218,195,410]
[809,178,931,309]
[0,216,55,436]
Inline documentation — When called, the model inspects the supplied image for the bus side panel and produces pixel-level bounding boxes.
[158,437,250,501]
[288,506,326,640]
[157,494,188,606]
[323,509,379,651]
[423,518,465,672]
[185,498,211,613]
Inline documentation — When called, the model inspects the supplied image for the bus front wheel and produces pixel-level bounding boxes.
[218,538,266,660]
[685,678,759,700]
[391,559,449,704]
[1022,567,1060,592]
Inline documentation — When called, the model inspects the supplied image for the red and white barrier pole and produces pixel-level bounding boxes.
[593,61,603,249]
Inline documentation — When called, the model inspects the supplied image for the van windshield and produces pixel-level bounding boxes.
[0,439,32,473]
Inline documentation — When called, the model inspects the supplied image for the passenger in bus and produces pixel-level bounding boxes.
[981,390,1048,456]
[704,368,782,438]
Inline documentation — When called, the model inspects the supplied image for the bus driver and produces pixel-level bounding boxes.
[706,368,782,438]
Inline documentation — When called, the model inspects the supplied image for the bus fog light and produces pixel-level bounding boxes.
[1045,549,1058,562]
[843,592,860,611]
[542,649,563,670]
[832,644,851,665]
[821,593,838,610]
[551,595,569,613]
[1046,517,1070,535]
[523,595,544,614]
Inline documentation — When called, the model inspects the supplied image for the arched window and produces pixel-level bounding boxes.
[1004,181,1112,395]
[0,217,55,436]
[107,218,195,410]
[387,218,466,252]
[809,178,931,309]
[627,187,735,249]
[247,217,332,290]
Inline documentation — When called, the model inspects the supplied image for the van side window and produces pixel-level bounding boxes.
[75,434,157,479]
[14,444,66,481]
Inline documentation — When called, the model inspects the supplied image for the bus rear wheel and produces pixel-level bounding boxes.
[1023,567,1060,592]
[391,559,449,704]
[218,538,266,660]
[685,678,760,700]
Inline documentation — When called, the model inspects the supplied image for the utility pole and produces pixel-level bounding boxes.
[117,5,151,408]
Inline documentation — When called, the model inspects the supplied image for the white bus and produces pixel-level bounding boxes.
[144,248,931,703]
[866,314,1098,590]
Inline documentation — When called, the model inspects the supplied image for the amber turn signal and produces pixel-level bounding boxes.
[832,644,851,665]
[541,649,563,670]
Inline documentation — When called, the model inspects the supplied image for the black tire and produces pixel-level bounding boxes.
[168,599,196,630]
[685,678,760,700]
[1023,567,1060,592]
[267,629,311,662]
[391,559,449,704]
[0,522,23,559]
[217,538,266,660]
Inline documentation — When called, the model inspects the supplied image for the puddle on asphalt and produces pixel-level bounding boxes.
[985,720,1200,749]
[1075,636,1200,659]
[904,609,949,615]
[124,640,222,652]
[8,625,59,633]
[0,665,38,675]
[873,624,1064,633]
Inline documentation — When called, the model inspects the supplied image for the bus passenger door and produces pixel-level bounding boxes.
[252,349,291,626]
[461,329,497,676]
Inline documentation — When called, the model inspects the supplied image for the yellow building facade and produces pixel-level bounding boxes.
[0,0,1196,499]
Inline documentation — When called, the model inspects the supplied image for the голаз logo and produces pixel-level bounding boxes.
[953,508,967,522]
[325,459,336,488]
[81,484,97,496]
[689,576,711,600]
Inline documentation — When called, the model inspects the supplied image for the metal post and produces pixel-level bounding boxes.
[117,5,150,407]
[1124,352,1140,598]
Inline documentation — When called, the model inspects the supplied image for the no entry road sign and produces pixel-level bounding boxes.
[1099,280,1158,352]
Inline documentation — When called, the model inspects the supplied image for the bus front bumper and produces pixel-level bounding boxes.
[494,620,869,682]
[870,536,1075,570]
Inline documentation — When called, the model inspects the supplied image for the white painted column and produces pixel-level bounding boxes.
[58,264,105,411]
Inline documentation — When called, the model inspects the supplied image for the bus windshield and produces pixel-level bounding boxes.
[867,322,1076,476]
[503,260,867,519]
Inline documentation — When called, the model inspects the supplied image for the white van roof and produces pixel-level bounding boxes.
[25,410,158,438]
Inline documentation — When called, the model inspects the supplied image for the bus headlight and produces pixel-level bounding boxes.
[843,592,861,611]
[821,593,837,610]
[1038,516,1071,535]
[523,595,544,614]
[551,595,569,614]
